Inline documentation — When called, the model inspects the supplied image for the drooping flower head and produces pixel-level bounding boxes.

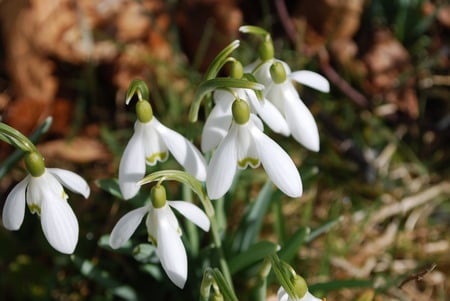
[118,80,207,200]
[206,98,302,199]
[201,59,290,154]
[241,25,330,152]
[109,183,210,289]
[2,151,90,254]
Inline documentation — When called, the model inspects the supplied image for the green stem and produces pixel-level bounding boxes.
[0,122,37,153]
[202,196,235,295]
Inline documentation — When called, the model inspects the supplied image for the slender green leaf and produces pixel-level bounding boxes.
[211,268,238,301]
[232,180,274,252]
[95,178,124,199]
[279,227,310,263]
[205,40,240,80]
[305,217,342,243]
[228,240,278,274]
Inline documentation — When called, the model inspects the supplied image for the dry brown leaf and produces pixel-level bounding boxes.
[362,29,419,118]
[175,0,242,71]
[37,136,110,164]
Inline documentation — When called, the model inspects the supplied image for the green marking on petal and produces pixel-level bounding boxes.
[28,203,41,215]
[148,234,157,246]
[238,157,260,169]
[146,152,168,165]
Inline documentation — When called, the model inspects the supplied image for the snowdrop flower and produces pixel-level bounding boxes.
[201,88,289,153]
[277,273,323,301]
[2,152,90,254]
[119,99,207,199]
[206,99,302,199]
[250,59,330,152]
[109,184,210,289]
[277,287,322,301]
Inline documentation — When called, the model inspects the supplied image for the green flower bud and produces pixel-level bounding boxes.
[292,275,308,299]
[270,61,287,84]
[258,38,274,61]
[232,100,250,125]
[136,100,153,123]
[24,152,45,177]
[230,60,244,79]
[151,184,167,208]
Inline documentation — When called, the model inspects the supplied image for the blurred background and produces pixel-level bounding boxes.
[0,0,449,300]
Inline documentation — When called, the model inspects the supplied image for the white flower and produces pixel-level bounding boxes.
[206,113,302,200]
[201,89,290,153]
[2,168,90,254]
[119,118,207,199]
[277,287,322,301]
[250,59,330,152]
[109,199,210,289]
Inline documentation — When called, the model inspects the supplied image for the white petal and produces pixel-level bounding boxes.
[243,59,261,74]
[299,291,322,301]
[283,87,320,152]
[156,209,188,288]
[201,94,233,152]
[277,287,290,301]
[236,122,260,169]
[142,120,169,165]
[168,201,210,232]
[47,168,90,198]
[206,124,238,200]
[118,124,146,199]
[2,177,29,230]
[290,70,330,93]
[251,125,302,198]
[246,89,290,135]
[253,60,274,86]
[40,196,79,254]
[109,205,148,249]
[153,118,207,181]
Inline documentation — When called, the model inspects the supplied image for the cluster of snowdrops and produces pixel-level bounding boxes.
[0,26,329,301]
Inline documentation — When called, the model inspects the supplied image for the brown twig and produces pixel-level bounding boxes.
[273,0,369,108]
[318,48,369,108]
[398,263,437,289]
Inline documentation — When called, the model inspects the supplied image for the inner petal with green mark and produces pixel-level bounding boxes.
[28,203,41,215]
[238,157,260,169]
[148,234,157,246]
[146,152,168,165]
